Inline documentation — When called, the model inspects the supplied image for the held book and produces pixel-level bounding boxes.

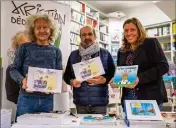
[72,56,105,81]
[26,66,62,93]
[113,65,138,87]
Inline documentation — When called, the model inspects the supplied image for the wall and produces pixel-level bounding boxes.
[122,2,171,26]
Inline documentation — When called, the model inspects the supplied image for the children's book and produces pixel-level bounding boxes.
[72,56,105,81]
[125,100,163,121]
[113,65,138,87]
[80,115,116,125]
[26,66,62,93]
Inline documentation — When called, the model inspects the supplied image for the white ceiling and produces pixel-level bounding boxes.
[84,1,153,14]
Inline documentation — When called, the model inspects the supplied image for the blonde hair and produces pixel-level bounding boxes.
[25,14,59,42]
[11,31,29,49]
[121,17,147,52]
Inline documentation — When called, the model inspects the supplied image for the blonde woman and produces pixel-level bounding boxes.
[110,17,169,110]
[7,31,30,65]
[10,14,62,117]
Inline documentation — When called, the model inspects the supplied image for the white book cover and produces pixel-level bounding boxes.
[113,65,138,87]
[26,66,62,93]
[17,113,64,125]
[125,100,163,121]
[72,56,105,81]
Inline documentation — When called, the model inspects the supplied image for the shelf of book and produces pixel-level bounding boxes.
[69,1,110,51]
[71,19,84,26]
[99,20,108,27]
[71,8,85,15]
[99,40,109,45]
[100,31,109,36]
[151,34,171,39]
[145,21,175,63]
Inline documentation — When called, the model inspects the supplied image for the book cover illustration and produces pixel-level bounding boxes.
[125,100,163,121]
[27,67,62,93]
[130,102,156,116]
[113,65,138,87]
[72,57,105,81]
[81,115,116,124]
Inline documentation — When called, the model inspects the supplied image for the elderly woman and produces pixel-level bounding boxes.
[7,31,30,65]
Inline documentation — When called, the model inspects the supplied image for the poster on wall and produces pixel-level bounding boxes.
[111,45,120,64]
[111,29,120,43]
[1,1,71,67]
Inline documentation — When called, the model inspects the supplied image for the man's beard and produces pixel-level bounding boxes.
[84,39,93,48]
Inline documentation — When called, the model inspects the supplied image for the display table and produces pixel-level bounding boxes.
[11,120,126,128]
[11,114,126,128]
[11,113,176,128]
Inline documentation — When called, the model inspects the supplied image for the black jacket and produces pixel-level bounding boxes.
[117,38,169,105]
[5,65,19,104]
[64,48,115,105]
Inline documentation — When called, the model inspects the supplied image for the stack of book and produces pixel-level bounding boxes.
[123,100,165,128]
[17,113,64,125]
[0,109,12,128]
[161,112,176,128]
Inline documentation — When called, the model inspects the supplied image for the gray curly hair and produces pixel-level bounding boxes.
[25,14,59,42]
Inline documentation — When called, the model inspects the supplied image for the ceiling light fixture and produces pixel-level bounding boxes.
[152,1,160,3]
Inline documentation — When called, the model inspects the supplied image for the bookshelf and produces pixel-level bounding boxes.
[145,21,175,63]
[70,1,110,51]
[99,12,110,50]
[172,21,176,64]
[145,21,176,110]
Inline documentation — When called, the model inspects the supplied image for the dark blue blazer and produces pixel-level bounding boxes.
[117,38,169,105]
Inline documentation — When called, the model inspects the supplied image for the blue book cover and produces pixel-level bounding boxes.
[113,65,138,87]
[125,100,163,121]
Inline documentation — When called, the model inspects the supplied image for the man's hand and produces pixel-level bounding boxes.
[125,77,139,89]
[22,75,33,93]
[86,76,106,85]
[70,79,82,88]
[109,77,118,88]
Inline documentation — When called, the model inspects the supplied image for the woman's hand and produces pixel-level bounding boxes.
[126,77,139,89]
